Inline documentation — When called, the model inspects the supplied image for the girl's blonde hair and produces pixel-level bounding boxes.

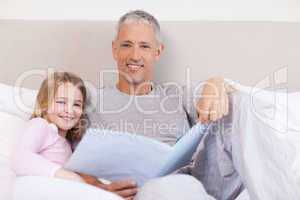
[31,71,89,145]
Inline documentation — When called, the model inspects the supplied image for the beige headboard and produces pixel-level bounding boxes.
[0,20,299,90]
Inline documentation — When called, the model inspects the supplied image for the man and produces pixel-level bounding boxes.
[80,10,239,200]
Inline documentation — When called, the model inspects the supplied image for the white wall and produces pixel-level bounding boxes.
[1,0,300,21]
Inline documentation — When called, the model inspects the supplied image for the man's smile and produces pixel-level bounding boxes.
[126,63,144,71]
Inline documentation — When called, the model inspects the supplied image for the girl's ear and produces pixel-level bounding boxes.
[33,105,42,117]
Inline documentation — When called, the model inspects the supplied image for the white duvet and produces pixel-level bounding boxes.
[1,82,299,199]
[231,88,300,200]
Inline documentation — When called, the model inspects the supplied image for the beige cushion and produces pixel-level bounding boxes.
[1,20,300,90]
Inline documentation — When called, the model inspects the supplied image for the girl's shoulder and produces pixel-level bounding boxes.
[28,117,49,127]
[25,118,60,142]
[27,117,58,133]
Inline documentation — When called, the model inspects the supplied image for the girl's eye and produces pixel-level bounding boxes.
[56,101,65,104]
[74,103,82,107]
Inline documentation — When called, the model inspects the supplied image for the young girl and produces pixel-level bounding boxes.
[12,71,89,182]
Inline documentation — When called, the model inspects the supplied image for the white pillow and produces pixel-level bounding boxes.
[0,83,37,120]
[0,111,27,200]
[0,82,97,120]
[0,111,26,161]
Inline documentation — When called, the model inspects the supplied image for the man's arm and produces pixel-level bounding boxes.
[78,172,138,200]
[197,77,236,123]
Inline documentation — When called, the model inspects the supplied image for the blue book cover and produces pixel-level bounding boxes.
[65,123,209,186]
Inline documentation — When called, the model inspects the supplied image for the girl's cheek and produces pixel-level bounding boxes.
[47,105,55,115]
[54,103,65,112]
[74,107,83,117]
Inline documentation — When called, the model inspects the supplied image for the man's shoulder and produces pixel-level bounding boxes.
[98,83,184,96]
[99,85,116,92]
[153,83,184,97]
[98,85,120,96]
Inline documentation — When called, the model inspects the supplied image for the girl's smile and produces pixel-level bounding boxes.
[46,82,83,137]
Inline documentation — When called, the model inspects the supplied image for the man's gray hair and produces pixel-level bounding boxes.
[116,10,162,43]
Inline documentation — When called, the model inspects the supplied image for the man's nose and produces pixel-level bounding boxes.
[130,46,142,61]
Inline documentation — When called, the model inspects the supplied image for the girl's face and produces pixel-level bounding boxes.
[46,82,84,137]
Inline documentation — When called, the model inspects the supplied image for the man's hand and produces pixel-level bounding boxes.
[77,172,102,186]
[78,172,138,200]
[101,180,138,200]
[197,77,235,123]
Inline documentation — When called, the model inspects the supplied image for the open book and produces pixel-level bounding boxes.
[65,123,209,186]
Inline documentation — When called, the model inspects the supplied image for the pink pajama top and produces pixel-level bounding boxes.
[12,118,72,177]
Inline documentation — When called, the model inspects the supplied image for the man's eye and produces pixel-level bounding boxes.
[141,45,150,49]
[74,103,82,107]
[120,43,131,48]
[56,101,65,104]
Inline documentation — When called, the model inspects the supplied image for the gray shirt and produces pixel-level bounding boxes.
[88,83,244,199]
[89,83,199,146]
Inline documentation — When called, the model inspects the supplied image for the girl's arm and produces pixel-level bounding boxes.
[54,168,84,182]
[12,118,75,179]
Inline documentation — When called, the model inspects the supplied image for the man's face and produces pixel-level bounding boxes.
[112,22,163,87]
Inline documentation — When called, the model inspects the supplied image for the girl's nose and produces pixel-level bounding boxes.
[65,103,74,114]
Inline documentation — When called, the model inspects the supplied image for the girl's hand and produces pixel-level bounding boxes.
[54,168,84,183]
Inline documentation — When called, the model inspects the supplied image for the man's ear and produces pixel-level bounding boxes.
[112,40,118,60]
[155,43,164,61]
